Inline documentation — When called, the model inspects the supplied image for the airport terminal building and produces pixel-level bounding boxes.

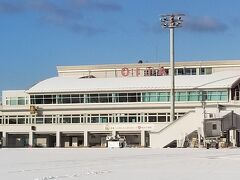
[1,60,240,148]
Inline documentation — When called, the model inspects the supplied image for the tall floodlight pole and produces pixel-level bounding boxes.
[160,14,184,122]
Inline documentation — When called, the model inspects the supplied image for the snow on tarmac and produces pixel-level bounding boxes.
[0,148,240,180]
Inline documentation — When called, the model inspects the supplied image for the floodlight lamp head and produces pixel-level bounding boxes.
[176,22,181,26]
[162,23,167,28]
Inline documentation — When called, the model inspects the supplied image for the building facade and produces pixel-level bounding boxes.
[1,60,240,148]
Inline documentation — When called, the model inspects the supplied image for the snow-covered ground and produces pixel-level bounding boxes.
[0,148,240,180]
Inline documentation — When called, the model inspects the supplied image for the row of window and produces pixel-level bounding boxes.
[29,90,228,105]
[6,97,29,106]
[142,67,212,76]
[0,112,185,124]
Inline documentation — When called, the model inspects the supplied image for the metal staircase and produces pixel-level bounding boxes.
[150,109,204,148]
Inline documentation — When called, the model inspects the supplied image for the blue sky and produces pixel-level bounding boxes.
[0,0,240,92]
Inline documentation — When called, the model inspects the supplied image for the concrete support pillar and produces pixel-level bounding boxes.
[2,131,7,147]
[141,130,145,147]
[197,127,201,148]
[112,130,116,137]
[84,131,88,147]
[229,129,237,147]
[56,131,61,148]
[29,131,34,147]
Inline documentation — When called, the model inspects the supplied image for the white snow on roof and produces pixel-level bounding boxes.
[26,71,240,93]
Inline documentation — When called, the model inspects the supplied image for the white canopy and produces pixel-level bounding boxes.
[26,71,240,93]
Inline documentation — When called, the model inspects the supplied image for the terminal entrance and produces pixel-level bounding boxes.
[61,133,84,147]
[34,133,56,147]
[7,133,29,147]
[118,132,141,147]
[88,132,111,147]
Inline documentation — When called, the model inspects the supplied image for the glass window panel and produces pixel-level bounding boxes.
[177,68,184,75]
[36,118,43,124]
[185,68,191,75]
[91,116,99,123]
[115,116,119,123]
[63,117,71,123]
[199,68,212,75]
[138,116,143,122]
[71,94,80,103]
[6,99,10,105]
[120,116,128,123]
[200,68,205,75]
[176,92,187,101]
[136,93,141,102]
[206,68,212,74]
[35,95,44,99]
[149,116,157,122]
[119,93,127,102]
[18,118,25,124]
[18,97,25,105]
[188,91,199,101]
[99,94,108,103]
[191,68,196,75]
[158,116,166,122]
[30,95,35,103]
[100,116,108,123]
[112,93,118,103]
[89,94,99,103]
[62,94,71,103]
[10,98,17,105]
[35,95,44,104]
[44,95,53,104]
[220,91,228,101]
[128,93,138,102]
[72,117,80,123]
[80,96,85,103]
[9,118,17,124]
[80,117,85,123]
[159,92,170,102]
[142,92,149,102]
[45,118,52,124]
[208,91,218,101]
[71,94,79,98]
[56,95,63,104]
[129,116,137,123]
[149,92,158,102]
[44,95,52,99]
[52,95,56,104]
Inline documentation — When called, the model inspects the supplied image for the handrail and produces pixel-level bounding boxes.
[150,110,195,133]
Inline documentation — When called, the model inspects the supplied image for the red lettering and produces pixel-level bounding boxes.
[136,67,141,76]
[121,67,129,77]
[159,66,167,76]
[146,67,154,76]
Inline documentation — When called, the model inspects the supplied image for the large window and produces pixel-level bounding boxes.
[6,97,28,106]
[199,67,212,75]
[0,112,186,125]
[175,68,196,75]
[187,91,200,101]
[176,92,187,101]
[29,90,228,105]
[142,92,170,102]
[206,91,228,101]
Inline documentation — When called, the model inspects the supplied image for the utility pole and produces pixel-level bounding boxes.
[160,14,184,122]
